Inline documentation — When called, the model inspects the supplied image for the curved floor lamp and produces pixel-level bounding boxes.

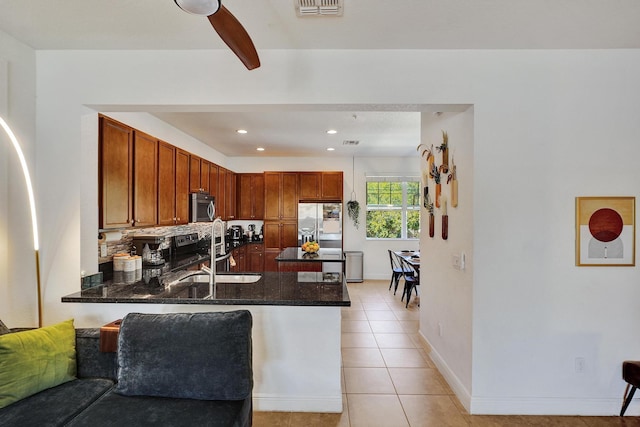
[0,116,42,327]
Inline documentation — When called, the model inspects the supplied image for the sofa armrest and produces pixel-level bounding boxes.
[75,328,117,381]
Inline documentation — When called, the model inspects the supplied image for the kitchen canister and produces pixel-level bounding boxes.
[112,253,129,272]
[123,256,137,272]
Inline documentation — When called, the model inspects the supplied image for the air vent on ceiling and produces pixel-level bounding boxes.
[342,140,360,146]
[296,0,343,16]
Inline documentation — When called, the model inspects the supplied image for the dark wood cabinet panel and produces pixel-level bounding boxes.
[158,142,190,226]
[264,172,297,220]
[157,141,176,226]
[200,160,210,193]
[175,149,190,225]
[298,172,343,201]
[230,246,246,272]
[321,172,343,201]
[217,167,227,220]
[209,163,219,203]
[99,116,133,229]
[298,172,321,200]
[281,173,298,219]
[247,243,264,272]
[237,173,264,220]
[189,155,202,193]
[226,170,236,220]
[132,131,158,227]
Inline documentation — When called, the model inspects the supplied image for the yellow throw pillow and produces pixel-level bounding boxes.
[0,319,76,409]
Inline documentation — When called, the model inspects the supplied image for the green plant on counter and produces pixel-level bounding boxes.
[347,200,360,229]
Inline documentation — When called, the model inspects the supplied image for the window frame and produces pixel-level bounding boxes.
[365,176,421,240]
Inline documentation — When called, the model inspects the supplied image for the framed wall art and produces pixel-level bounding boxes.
[575,196,636,266]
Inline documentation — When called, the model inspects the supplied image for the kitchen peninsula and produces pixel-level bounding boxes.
[62,247,350,413]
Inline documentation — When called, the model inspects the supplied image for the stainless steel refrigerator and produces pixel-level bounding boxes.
[298,202,343,273]
[298,202,343,248]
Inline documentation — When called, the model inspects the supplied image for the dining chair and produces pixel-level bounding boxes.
[387,250,412,295]
[399,257,420,308]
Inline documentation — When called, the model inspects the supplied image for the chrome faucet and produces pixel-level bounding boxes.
[201,201,230,298]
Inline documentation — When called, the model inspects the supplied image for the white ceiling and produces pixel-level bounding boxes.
[2,0,639,157]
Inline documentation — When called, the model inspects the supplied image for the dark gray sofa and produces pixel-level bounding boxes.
[1,311,253,427]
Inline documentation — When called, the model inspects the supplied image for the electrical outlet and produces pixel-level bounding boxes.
[100,243,108,257]
[575,357,586,373]
[438,322,444,337]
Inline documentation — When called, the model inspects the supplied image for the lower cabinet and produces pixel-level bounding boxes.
[247,243,264,272]
[230,246,247,272]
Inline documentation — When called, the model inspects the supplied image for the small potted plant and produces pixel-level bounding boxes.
[347,199,360,229]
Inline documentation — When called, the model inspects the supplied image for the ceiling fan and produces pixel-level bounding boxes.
[174,0,260,70]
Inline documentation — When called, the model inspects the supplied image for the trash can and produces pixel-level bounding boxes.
[344,251,364,283]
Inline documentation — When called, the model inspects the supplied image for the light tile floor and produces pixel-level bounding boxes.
[253,280,640,427]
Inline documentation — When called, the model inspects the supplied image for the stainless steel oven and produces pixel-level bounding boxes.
[190,193,215,222]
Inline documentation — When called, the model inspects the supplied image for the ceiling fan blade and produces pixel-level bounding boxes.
[208,5,260,70]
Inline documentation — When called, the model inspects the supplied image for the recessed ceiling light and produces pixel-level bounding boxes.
[327,147,335,151]
[237,129,248,134]
[256,147,265,151]
[326,129,337,135]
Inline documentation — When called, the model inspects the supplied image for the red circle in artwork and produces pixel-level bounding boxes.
[588,208,623,242]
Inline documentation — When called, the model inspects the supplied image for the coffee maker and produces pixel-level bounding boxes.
[247,224,256,241]
[132,235,167,266]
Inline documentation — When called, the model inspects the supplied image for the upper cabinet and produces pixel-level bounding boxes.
[175,148,190,225]
[131,131,158,227]
[158,141,190,226]
[264,172,298,221]
[298,172,343,201]
[237,173,264,220]
[99,116,133,229]
[190,155,212,193]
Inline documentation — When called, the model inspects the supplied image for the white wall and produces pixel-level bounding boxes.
[419,110,475,409]
[19,48,640,415]
[0,30,37,327]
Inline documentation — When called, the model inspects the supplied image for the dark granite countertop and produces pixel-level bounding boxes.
[276,247,345,263]
[62,271,350,307]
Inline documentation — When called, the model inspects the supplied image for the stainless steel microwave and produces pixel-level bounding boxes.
[190,193,215,222]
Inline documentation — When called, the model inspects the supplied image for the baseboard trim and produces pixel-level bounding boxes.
[419,333,627,416]
[253,393,343,413]
[470,396,624,416]
[419,332,472,412]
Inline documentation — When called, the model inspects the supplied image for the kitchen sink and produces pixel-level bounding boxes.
[173,273,261,285]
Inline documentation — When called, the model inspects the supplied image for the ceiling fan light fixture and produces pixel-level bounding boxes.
[174,0,221,16]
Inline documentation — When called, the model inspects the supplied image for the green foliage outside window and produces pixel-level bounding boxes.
[366,180,420,239]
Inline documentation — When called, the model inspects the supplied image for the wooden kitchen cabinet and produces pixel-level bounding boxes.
[175,148,190,225]
[98,116,159,229]
[99,116,133,229]
[225,168,237,220]
[158,141,190,226]
[237,173,264,220]
[264,172,297,220]
[157,141,176,226]
[298,172,343,201]
[209,162,219,203]
[200,160,210,193]
[132,131,158,227]
[263,221,298,271]
[217,167,227,219]
[247,243,264,272]
[230,245,246,272]
[189,155,212,193]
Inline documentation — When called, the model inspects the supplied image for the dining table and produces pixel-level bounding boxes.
[394,250,421,271]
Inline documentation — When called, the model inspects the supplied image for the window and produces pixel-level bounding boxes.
[365,176,420,239]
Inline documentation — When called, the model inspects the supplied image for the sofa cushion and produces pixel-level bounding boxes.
[0,378,114,427]
[0,319,76,409]
[66,389,252,427]
[115,311,252,401]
